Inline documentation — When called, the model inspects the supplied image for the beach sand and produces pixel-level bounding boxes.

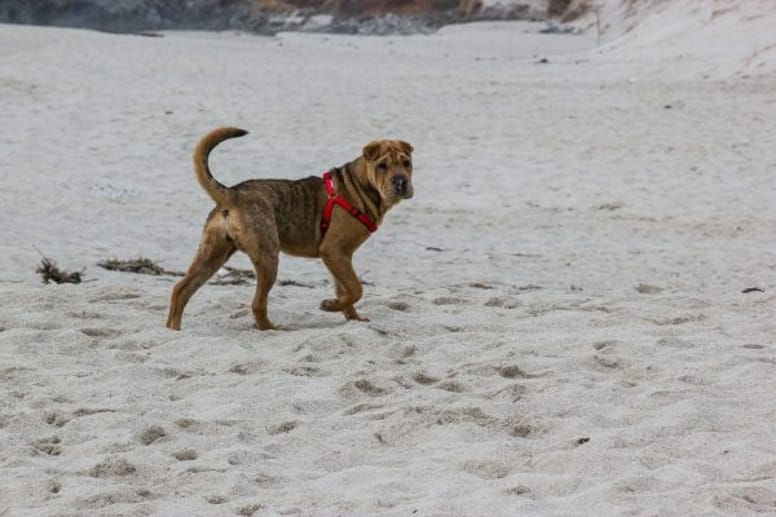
[1,2,775,515]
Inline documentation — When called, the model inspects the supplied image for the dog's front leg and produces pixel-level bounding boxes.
[332,277,369,322]
[320,249,368,322]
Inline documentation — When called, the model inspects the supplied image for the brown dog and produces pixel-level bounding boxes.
[166,127,414,330]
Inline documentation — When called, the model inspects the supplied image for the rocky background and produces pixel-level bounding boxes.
[0,0,583,35]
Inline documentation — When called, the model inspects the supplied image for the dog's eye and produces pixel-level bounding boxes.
[376,163,388,172]
[403,160,411,168]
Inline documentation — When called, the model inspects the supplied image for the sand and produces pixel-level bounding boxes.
[1,2,776,515]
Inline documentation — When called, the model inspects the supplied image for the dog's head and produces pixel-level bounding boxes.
[361,139,414,204]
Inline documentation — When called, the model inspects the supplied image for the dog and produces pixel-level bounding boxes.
[166,127,414,331]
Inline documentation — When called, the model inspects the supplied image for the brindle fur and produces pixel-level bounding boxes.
[166,127,414,330]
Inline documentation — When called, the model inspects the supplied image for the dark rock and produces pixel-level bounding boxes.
[0,0,547,36]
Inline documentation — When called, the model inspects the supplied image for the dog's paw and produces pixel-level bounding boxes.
[344,304,369,322]
[254,321,277,331]
[165,320,182,331]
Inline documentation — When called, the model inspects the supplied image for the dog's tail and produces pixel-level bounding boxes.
[193,127,248,206]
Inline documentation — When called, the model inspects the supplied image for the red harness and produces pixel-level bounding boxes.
[321,171,378,236]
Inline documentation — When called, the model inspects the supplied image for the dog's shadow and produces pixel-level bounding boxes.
[273,318,349,332]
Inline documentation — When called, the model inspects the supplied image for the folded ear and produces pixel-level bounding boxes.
[398,140,414,155]
[362,141,382,161]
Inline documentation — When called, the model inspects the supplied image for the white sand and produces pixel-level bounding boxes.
[1,2,776,515]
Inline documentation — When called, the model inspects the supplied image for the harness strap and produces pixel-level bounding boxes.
[321,171,378,236]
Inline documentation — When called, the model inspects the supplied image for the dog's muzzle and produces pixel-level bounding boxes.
[392,175,412,198]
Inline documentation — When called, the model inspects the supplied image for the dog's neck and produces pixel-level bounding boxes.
[336,159,390,225]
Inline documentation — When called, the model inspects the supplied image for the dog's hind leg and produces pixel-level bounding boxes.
[240,214,280,330]
[166,222,235,330]
[248,251,279,330]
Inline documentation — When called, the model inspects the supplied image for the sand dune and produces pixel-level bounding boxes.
[1,2,775,515]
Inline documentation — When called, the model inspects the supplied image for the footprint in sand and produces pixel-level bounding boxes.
[412,372,440,385]
[175,418,199,430]
[283,365,329,377]
[138,425,167,445]
[484,296,521,309]
[80,327,122,338]
[462,460,509,480]
[613,476,669,495]
[47,479,62,494]
[509,420,546,439]
[487,383,527,402]
[392,345,417,365]
[73,408,116,419]
[383,300,411,312]
[207,495,228,505]
[650,314,706,326]
[267,421,298,435]
[66,310,104,319]
[496,365,530,379]
[342,379,388,398]
[593,340,620,351]
[31,436,62,456]
[88,456,138,478]
[635,283,664,294]
[44,411,70,428]
[342,403,384,416]
[172,449,198,461]
[714,487,776,513]
[592,355,622,370]
[436,380,465,393]
[505,485,532,497]
[656,337,695,348]
[254,473,282,486]
[228,362,263,375]
[236,504,264,516]
[89,289,142,303]
[432,296,469,306]
[76,490,150,510]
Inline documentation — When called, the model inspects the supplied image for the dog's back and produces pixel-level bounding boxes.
[229,176,326,257]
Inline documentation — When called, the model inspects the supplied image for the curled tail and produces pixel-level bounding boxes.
[193,127,248,206]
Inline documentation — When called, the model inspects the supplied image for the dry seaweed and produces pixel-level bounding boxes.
[36,257,84,284]
[98,258,183,277]
[34,247,84,284]
[210,266,255,286]
[278,279,315,289]
[209,268,319,288]
[98,258,317,288]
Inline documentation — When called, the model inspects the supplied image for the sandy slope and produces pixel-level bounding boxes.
[1,4,776,516]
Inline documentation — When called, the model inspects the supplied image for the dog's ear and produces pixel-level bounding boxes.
[362,141,382,162]
[398,140,414,155]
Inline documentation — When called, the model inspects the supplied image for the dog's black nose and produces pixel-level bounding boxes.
[393,175,408,193]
